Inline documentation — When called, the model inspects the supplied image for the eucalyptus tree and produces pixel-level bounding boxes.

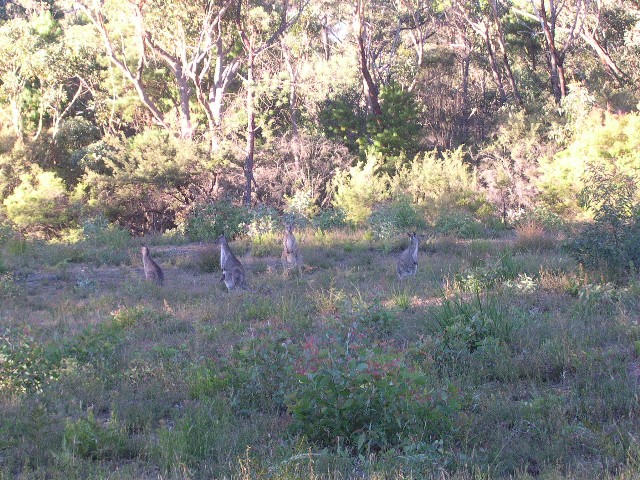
[451,0,522,105]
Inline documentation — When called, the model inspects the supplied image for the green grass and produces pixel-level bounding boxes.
[1,227,639,478]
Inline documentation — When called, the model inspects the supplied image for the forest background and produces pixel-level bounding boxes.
[1,0,639,243]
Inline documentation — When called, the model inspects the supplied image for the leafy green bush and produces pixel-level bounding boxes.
[288,336,457,455]
[284,189,318,223]
[390,148,484,216]
[332,154,390,225]
[434,212,484,239]
[311,208,346,231]
[3,168,78,239]
[186,201,249,241]
[537,111,640,217]
[454,250,523,291]
[246,204,280,238]
[368,198,426,239]
[0,329,58,395]
[568,161,640,277]
[82,216,130,248]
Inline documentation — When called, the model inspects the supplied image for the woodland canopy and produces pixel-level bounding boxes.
[0,0,639,239]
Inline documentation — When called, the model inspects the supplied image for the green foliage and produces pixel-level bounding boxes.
[284,189,318,223]
[186,201,249,241]
[434,212,484,239]
[311,208,346,231]
[332,154,390,225]
[361,83,421,171]
[3,168,77,239]
[246,204,280,238]
[221,330,296,414]
[454,250,523,291]
[82,216,130,249]
[568,161,640,277]
[288,335,457,455]
[79,132,215,233]
[48,118,101,186]
[431,292,518,357]
[319,84,420,169]
[155,399,235,471]
[0,329,58,395]
[368,197,426,239]
[62,410,133,460]
[390,148,490,222]
[538,111,640,217]
[318,89,367,154]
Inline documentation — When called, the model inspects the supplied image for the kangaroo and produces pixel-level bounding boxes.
[281,223,303,274]
[215,234,247,290]
[141,244,164,285]
[397,232,419,280]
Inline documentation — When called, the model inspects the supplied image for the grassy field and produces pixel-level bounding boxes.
[1,226,640,479]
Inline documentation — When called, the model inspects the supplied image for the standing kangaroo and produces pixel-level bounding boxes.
[141,244,164,285]
[281,223,303,274]
[397,232,419,280]
[215,234,247,290]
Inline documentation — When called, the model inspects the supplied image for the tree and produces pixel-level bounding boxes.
[235,0,308,205]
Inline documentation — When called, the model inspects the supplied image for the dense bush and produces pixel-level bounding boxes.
[3,168,77,239]
[186,201,249,241]
[537,111,640,217]
[331,154,390,225]
[288,335,457,455]
[568,161,640,277]
[79,132,215,233]
[368,197,426,239]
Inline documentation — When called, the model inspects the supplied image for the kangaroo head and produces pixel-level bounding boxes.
[285,223,294,234]
[141,244,150,256]
[214,234,228,245]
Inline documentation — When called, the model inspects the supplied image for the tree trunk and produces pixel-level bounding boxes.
[282,40,300,169]
[175,66,193,139]
[482,24,507,104]
[490,0,523,105]
[539,0,567,103]
[353,0,384,125]
[459,48,471,144]
[244,48,256,206]
[580,30,626,84]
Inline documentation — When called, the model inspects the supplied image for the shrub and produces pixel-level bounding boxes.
[568,161,640,277]
[186,201,249,241]
[0,328,58,395]
[368,198,426,239]
[284,189,318,222]
[434,212,484,239]
[3,168,78,239]
[288,336,457,455]
[431,292,518,357]
[453,250,523,291]
[311,208,346,231]
[390,148,482,215]
[82,216,129,246]
[332,153,390,225]
[246,204,280,238]
[537,111,640,217]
